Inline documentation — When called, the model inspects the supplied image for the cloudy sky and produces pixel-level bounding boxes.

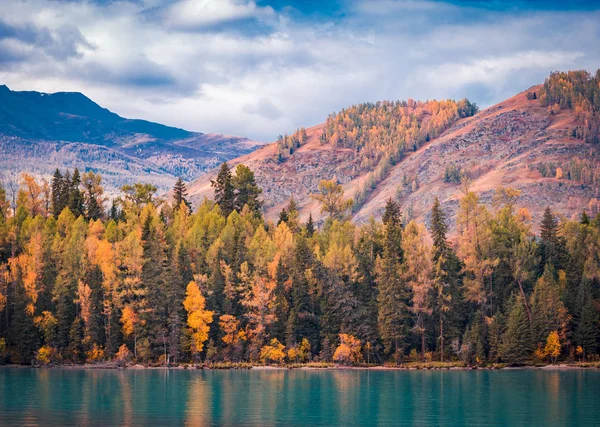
[1,0,599,141]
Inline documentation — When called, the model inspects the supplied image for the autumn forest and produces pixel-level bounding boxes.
[0,159,599,368]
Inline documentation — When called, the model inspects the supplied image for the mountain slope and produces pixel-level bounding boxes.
[0,85,264,191]
[188,85,600,229]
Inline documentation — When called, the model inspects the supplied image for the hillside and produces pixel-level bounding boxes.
[188,80,600,229]
[0,85,264,191]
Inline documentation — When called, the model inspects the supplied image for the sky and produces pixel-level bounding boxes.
[0,0,599,141]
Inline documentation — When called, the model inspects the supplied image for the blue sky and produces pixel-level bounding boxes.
[0,0,599,141]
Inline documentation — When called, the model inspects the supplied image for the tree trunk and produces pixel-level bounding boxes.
[439,315,444,362]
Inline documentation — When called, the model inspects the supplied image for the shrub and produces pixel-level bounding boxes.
[35,346,60,366]
[86,343,106,363]
[333,334,362,365]
[260,339,286,365]
[115,344,132,365]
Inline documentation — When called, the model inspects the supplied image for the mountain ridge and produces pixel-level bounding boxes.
[0,85,265,191]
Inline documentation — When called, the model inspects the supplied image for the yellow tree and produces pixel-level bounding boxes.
[311,179,353,220]
[544,331,561,364]
[242,274,277,360]
[456,191,498,316]
[219,314,246,361]
[20,173,43,216]
[402,221,434,361]
[183,281,214,357]
[121,305,139,358]
[333,334,363,365]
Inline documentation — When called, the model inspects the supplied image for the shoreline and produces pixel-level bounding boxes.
[1,363,598,371]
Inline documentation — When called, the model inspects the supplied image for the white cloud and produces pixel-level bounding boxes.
[160,0,275,30]
[0,0,599,141]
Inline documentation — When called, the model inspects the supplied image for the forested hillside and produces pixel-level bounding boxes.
[188,70,600,230]
[0,165,598,367]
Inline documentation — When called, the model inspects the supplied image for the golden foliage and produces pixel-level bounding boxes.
[183,281,214,354]
[333,334,362,365]
[260,338,286,364]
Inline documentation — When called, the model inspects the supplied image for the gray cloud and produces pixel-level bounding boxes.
[0,0,598,142]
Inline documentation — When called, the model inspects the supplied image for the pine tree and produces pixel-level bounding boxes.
[305,212,315,237]
[430,197,448,260]
[68,168,84,218]
[277,208,288,225]
[233,164,262,215]
[211,163,235,217]
[574,279,599,358]
[51,169,67,217]
[539,207,564,269]
[500,294,532,364]
[377,198,409,357]
[173,177,191,212]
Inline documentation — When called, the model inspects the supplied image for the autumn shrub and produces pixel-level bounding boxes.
[333,334,362,365]
[287,338,311,363]
[35,345,60,366]
[260,339,286,365]
[115,344,132,366]
[86,343,106,363]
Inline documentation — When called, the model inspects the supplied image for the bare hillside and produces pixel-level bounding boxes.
[188,86,600,228]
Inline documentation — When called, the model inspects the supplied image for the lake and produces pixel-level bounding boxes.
[0,368,599,426]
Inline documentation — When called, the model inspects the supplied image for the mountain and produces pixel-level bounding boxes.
[188,75,600,230]
[0,85,264,191]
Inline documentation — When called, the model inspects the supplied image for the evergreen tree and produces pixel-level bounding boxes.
[68,168,84,218]
[233,164,262,215]
[500,294,532,364]
[430,197,448,260]
[173,177,191,212]
[574,279,599,358]
[51,169,67,217]
[539,207,564,270]
[305,212,315,237]
[377,198,409,358]
[211,163,235,217]
[277,208,288,225]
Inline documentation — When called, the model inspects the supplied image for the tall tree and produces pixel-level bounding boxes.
[377,199,409,359]
[233,164,262,216]
[68,168,85,218]
[173,177,192,212]
[211,163,235,218]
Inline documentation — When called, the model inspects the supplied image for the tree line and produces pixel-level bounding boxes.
[0,165,598,366]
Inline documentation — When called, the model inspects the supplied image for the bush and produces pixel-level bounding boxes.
[260,339,286,365]
[115,344,132,366]
[333,334,363,365]
[86,343,106,363]
[35,345,61,366]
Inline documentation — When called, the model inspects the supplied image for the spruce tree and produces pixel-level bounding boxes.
[500,294,532,364]
[173,177,191,212]
[377,198,409,357]
[233,164,262,215]
[430,197,448,260]
[51,168,66,217]
[211,163,235,217]
[277,208,288,225]
[539,207,564,269]
[305,212,315,237]
[68,168,84,218]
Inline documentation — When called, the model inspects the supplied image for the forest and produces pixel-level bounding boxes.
[319,98,478,211]
[0,164,598,367]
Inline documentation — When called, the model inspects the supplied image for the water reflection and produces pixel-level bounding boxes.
[0,368,599,426]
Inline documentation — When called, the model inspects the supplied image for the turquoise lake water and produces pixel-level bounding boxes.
[0,368,599,426]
